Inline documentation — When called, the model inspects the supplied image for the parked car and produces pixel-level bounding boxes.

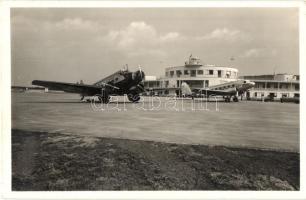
[280,96,299,104]
[264,94,275,102]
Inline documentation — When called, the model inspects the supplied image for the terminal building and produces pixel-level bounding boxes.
[240,74,300,100]
[144,55,239,96]
[144,55,300,100]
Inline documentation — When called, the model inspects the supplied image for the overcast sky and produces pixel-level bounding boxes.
[11,8,299,86]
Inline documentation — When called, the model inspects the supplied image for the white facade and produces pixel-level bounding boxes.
[144,56,239,95]
[241,74,300,100]
[162,65,238,88]
[248,80,299,99]
[144,76,157,81]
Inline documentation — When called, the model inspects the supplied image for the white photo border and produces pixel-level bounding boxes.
[0,0,305,199]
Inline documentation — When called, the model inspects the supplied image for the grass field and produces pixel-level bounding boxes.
[12,129,299,190]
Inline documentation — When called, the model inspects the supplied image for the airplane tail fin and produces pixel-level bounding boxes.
[181,82,192,96]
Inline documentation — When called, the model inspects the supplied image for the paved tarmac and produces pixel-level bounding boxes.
[11,92,300,152]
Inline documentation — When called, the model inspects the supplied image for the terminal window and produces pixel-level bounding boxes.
[197,70,203,75]
[184,70,189,75]
[165,81,169,88]
[191,70,196,77]
[218,70,222,77]
[209,70,214,75]
[280,83,289,89]
[170,71,174,77]
[267,83,271,88]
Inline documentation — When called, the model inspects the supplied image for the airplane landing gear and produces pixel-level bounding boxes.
[99,89,110,104]
[233,96,239,102]
[101,95,110,104]
[224,97,231,102]
[95,94,110,103]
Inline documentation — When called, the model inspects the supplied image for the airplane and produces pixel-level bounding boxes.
[32,68,145,103]
[181,79,255,102]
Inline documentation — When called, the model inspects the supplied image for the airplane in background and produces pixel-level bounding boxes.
[32,68,145,103]
[181,80,255,102]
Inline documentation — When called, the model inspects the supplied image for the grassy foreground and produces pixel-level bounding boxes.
[12,129,299,191]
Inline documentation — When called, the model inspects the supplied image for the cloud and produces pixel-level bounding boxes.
[197,28,249,42]
[240,48,278,58]
[160,32,181,41]
[54,17,101,31]
[12,15,103,33]
[105,21,156,49]
[242,49,260,58]
[103,21,183,57]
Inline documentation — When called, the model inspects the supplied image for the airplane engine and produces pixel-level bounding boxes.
[127,83,144,102]
[127,94,141,102]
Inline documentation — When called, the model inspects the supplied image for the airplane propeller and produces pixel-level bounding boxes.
[137,65,145,92]
[138,65,144,80]
[235,87,239,96]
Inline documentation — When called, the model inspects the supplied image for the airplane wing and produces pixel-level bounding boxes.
[197,89,236,96]
[32,80,119,96]
[181,82,236,97]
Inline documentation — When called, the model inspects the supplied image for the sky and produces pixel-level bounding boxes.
[11,8,299,86]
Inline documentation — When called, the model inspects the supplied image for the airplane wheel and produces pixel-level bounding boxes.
[102,95,110,104]
[99,89,110,104]
[233,96,239,102]
[96,94,110,103]
[128,94,140,102]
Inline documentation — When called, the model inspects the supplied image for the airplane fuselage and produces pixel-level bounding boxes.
[181,79,255,102]
[93,69,145,96]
